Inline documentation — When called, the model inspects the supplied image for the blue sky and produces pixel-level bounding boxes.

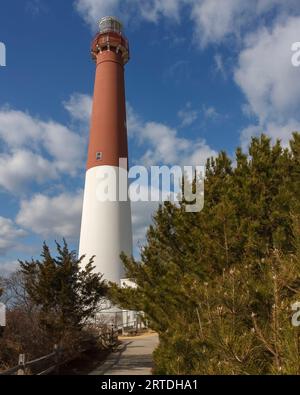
[0,0,300,275]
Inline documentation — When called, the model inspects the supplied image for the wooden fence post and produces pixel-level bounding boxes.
[17,354,26,375]
[54,344,59,375]
[111,324,114,346]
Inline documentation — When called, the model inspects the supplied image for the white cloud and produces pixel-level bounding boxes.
[63,93,92,124]
[203,105,219,120]
[191,0,250,47]
[74,0,300,47]
[0,260,19,277]
[0,217,26,256]
[240,120,300,150]
[126,102,141,137]
[235,16,300,148]
[0,108,41,148]
[235,17,300,124]
[136,0,181,23]
[16,191,83,239]
[139,121,216,166]
[0,150,58,193]
[74,0,182,28]
[41,121,85,175]
[178,103,198,127]
[190,0,300,47]
[191,3,300,148]
[128,105,216,166]
[135,122,178,164]
[0,105,86,193]
[74,0,121,28]
[214,53,227,80]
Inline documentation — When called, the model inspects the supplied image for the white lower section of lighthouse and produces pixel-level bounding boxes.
[79,165,132,285]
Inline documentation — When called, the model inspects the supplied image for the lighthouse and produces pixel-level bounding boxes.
[79,17,132,286]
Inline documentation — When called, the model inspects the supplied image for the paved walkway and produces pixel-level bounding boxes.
[90,333,159,375]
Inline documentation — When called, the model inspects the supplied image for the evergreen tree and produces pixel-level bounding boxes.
[109,133,300,374]
[20,240,107,346]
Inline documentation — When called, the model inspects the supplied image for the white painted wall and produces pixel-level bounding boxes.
[120,279,139,328]
[79,166,133,285]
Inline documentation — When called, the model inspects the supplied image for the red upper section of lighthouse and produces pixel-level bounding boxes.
[86,17,130,171]
[91,16,129,65]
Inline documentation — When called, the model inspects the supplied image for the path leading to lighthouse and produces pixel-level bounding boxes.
[90,333,159,375]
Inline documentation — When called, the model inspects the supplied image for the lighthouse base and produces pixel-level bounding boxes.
[79,166,132,284]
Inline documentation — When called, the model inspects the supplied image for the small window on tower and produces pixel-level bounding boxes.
[96,152,103,161]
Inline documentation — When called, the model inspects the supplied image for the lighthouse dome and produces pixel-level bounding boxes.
[99,16,123,35]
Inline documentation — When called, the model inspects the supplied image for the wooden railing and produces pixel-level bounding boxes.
[0,349,58,376]
[0,327,118,376]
